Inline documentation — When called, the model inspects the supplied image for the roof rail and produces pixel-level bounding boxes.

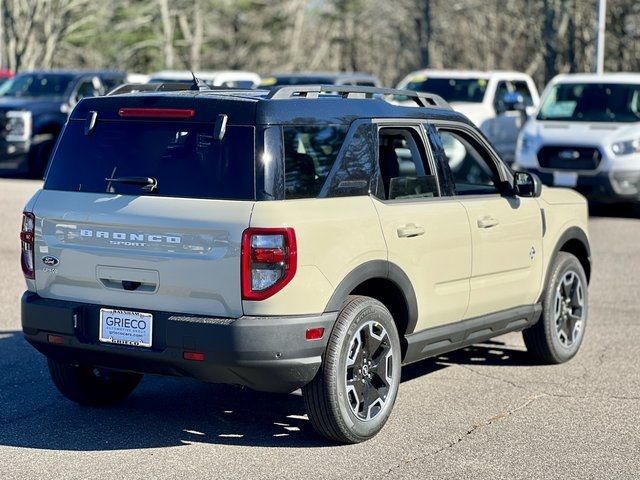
[266,85,451,109]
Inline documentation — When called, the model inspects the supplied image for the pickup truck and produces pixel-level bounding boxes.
[397,70,540,164]
[0,70,125,177]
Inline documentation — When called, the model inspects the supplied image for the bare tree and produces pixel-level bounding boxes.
[1,0,639,88]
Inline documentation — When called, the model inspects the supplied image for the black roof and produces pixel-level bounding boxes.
[72,86,468,127]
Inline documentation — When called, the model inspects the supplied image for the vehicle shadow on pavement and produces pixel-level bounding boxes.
[0,332,532,451]
[401,340,536,382]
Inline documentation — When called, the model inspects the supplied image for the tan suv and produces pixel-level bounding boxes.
[21,84,590,444]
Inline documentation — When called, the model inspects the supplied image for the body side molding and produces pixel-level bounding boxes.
[403,304,542,364]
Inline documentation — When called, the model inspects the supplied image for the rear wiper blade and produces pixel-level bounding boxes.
[105,176,157,192]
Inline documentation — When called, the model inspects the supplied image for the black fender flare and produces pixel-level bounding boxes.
[539,226,591,302]
[323,260,420,334]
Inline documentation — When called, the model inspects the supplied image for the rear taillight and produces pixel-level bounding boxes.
[20,212,35,279]
[242,228,297,301]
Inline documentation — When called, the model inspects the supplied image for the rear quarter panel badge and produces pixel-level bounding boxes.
[42,255,60,267]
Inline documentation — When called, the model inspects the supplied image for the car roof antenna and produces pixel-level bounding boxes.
[190,71,208,91]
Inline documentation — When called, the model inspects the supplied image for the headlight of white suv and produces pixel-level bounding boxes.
[611,138,640,156]
[6,110,32,142]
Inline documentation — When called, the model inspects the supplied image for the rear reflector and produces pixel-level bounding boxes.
[183,351,205,362]
[305,328,325,341]
[47,334,64,345]
[118,108,195,119]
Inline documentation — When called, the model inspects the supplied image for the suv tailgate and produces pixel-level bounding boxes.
[32,190,252,318]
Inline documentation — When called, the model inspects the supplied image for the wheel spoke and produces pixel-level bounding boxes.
[347,376,365,399]
[346,333,363,366]
[570,284,583,309]
[362,382,382,420]
[567,313,581,342]
[561,276,572,298]
[362,324,383,358]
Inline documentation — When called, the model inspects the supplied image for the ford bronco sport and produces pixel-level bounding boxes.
[21,83,591,443]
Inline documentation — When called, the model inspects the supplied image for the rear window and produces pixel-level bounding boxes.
[283,125,348,199]
[45,120,255,200]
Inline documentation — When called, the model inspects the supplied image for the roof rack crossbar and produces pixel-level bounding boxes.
[266,85,451,109]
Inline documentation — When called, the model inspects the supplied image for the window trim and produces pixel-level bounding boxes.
[372,119,442,202]
[428,120,514,199]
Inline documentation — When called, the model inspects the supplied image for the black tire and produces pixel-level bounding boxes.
[523,252,588,364]
[302,296,402,444]
[48,358,142,405]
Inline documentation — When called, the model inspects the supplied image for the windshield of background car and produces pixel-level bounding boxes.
[402,77,488,103]
[45,120,255,200]
[0,73,75,98]
[537,82,640,122]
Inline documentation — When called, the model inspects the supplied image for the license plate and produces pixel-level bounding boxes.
[99,308,153,348]
[553,171,578,187]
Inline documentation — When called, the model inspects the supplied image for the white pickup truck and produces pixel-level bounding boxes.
[397,70,540,164]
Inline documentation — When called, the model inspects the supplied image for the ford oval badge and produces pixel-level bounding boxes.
[42,255,59,267]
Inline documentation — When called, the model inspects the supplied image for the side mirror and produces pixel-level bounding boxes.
[514,171,542,197]
[497,91,526,115]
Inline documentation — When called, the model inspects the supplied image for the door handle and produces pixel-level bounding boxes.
[477,216,499,229]
[397,223,425,238]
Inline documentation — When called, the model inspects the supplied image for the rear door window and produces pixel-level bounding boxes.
[377,127,439,200]
[283,125,348,199]
[45,120,255,200]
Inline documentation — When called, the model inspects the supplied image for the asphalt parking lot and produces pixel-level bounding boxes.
[0,178,638,480]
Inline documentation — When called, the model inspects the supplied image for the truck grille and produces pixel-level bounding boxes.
[537,146,602,171]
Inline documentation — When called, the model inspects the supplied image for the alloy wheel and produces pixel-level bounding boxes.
[554,270,585,348]
[344,320,395,421]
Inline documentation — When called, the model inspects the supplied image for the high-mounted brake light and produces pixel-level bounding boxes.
[117,108,195,119]
[242,227,297,301]
[20,212,35,279]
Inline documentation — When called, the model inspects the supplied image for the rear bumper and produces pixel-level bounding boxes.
[22,292,336,393]
[526,168,640,203]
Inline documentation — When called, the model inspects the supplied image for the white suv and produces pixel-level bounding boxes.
[397,70,540,164]
[515,73,640,203]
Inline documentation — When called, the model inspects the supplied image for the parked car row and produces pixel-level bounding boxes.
[1,66,638,205]
[397,69,640,205]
